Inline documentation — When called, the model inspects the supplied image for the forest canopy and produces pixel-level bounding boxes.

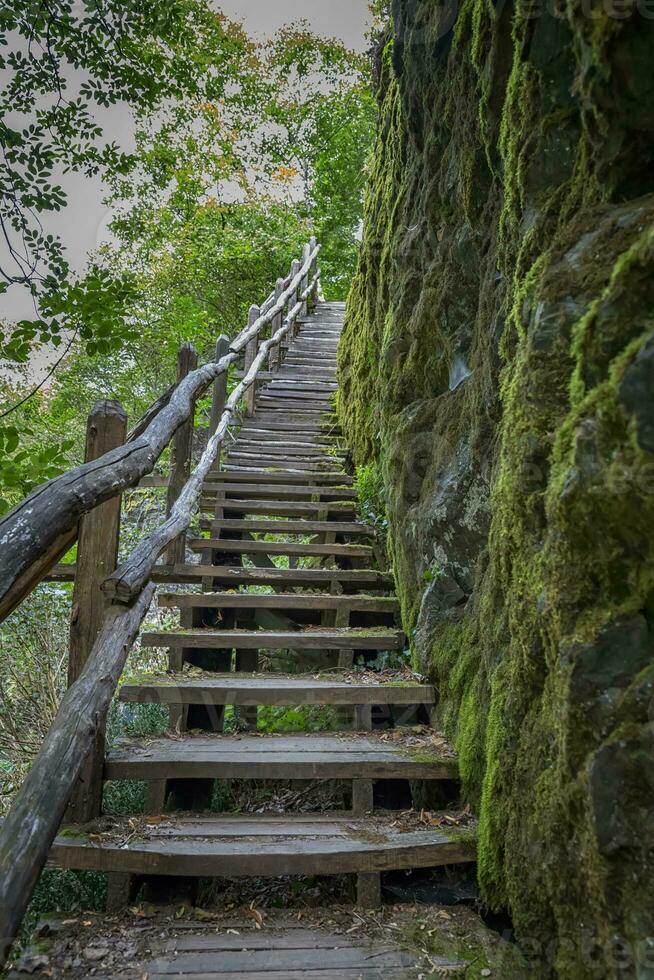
[0,1,376,512]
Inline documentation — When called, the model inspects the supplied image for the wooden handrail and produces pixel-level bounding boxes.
[0,244,319,623]
[0,583,155,967]
[0,242,322,966]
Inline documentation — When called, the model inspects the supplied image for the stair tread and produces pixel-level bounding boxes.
[201,483,356,498]
[188,538,372,558]
[200,501,356,516]
[149,565,394,587]
[141,627,405,650]
[158,592,398,611]
[206,471,353,484]
[120,671,434,705]
[51,812,475,877]
[104,731,458,780]
[199,518,373,534]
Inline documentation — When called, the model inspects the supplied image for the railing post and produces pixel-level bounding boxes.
[165,343,198,566]
[244,305,260,417]
[300,242,310,317]
[209,334,230,439]
[67,399,127,822]
[308,235,318,312]
[268,278,285,373]
[290,259,301,338]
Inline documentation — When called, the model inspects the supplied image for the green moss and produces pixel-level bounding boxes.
[338,3,654,976]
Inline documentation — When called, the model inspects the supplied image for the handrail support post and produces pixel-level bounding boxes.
[165,343,198,565]
[244,305,260,416]
[66,400,127,823]
[269,279,285,373]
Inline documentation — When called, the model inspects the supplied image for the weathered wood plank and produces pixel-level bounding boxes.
[201,518,370,535]
[157,592,397,611]
[67,401,126,822]
[166,344,198,565]
[51,814,473,878]
[140,628,405,651]
[205,470,353,485]
[104,733,458,782]
[188,538,372,559]
[120,673,434,706]
[201,484,356,500]
[200,500,355,517]
[147,565,393,588]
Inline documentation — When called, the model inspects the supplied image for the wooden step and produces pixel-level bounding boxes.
[244,420,341,433]
[229,444,347,458]
[250,405,336,415]
[211,467,348,482]
[104,732,458,781]
[120,672,433,706]
[201,483,356,500]
[52,813,474,879]
[158,592,398,613]
[140,627,405,651]
[236,429,337,439]
[266,381,338,391]
[235,371,337,382]
[200,518,372,535]
[148,927,434,980]
[50,565,392,588]
[200,500,355,517]
[205,470,353,485]
[223,458,345,473]
[188,538,373,559]
[258,394,335,407]
[224,453,343,466]
[149,565,394,588]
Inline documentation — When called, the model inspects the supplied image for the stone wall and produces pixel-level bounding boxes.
[338,2,654,975]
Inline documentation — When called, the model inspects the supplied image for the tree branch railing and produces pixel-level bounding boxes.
[0,240,320,623]
[0,239,321,966]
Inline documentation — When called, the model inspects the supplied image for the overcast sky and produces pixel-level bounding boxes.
[219,0,371,47]
[1,1,372,327]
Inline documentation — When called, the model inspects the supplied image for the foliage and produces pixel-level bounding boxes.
[0,18,372,512]
[354,461,388,532]
[0,0,253,355]
[0,588,70,813]
[257,24,376,297]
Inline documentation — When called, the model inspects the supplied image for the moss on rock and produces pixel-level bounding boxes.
[338,3,654,976]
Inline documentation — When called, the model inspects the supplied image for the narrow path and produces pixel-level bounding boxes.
[27,302,480,978]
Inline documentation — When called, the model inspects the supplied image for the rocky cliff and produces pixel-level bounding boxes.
[338,2,654,975]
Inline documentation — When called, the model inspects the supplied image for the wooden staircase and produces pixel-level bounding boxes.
[49,302,474,910]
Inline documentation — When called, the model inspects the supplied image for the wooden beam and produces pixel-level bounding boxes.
[67,400,126,822]
[157,592,397,613]
[209,335,230,438]
[244,305,260,417]
[166,344,198,566]
[120,675,434,707]
[140,628,405,651]
[268,279,285,373]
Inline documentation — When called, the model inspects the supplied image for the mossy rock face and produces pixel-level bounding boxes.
[338,3,654,977]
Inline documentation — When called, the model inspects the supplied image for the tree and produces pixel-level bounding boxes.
[0,15,376,510]
[0,0,253,364]
[0,1,256,502]
[256,24,375,296]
